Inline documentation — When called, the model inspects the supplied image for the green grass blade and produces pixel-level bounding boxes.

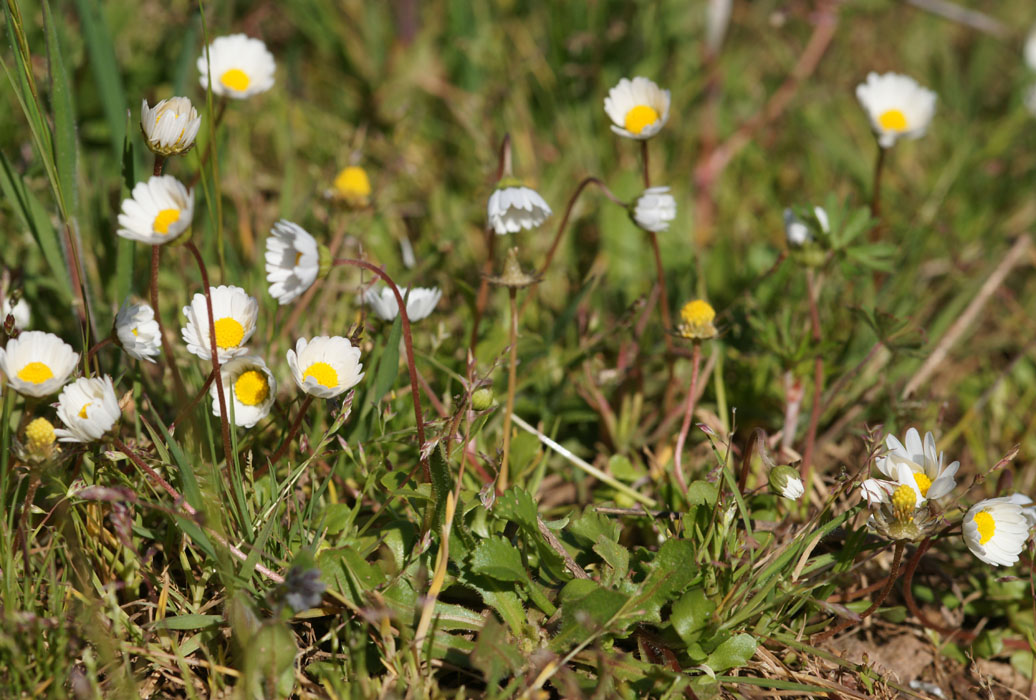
[42,0,77,218]
[72,0,128,161]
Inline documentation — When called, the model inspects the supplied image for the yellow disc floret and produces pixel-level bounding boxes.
[25,417,56,453]
[17,362,54,385]
[220,68,251,92]
[213,317,245,350]
[624,105,660,135]
[153,208,181,235]
[234,370,270,407]
[333,166,372,206]
[974,510,995,545]
[677,300,718,341]
[78,402,92,419]
[302,362,338,389]
[891,483,916,522]
[913,472,932,498]
[878,109,908,132]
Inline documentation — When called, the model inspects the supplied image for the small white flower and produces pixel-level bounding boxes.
[781,476,804,500]
[115,300,162,363]
[632,187,677,232]
[54,375,120,443]
[117,175,194,245]
[487,185,551,235]
[1025,26,1036,72]
[197,34,275,99]
[855,72,937,148]
[210,355,276,429]
[363,285,441,323]
[287,336,365,399]
[141,96,201,156]
[963,494,1036,567]
[181,285,258,362]
[604,76,671,140]
[783,206,829,247]
[265,220,321,305]
[2,296,30,330]
[874,428,958,502]
[0,331,79,398]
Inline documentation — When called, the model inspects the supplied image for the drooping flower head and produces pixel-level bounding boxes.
[487,181,551,235]
[54,375,121,443]
[115,300,162,363]
[632,187,677,233]
[265,220,324,305]
[604,77,671,140]
[363,285,441,323]
[331,166,372,208]
[181,285,259,362]
[117,175,195,245]
[287,336,364,399]
[141,97,202,157]
[210,355,276,429]
[2,295,30,331]
[963,494,1036,567]
[769,464,804,500]
[855,72,937,149]
[0,331,78,398]
[197,34,275,99]
[677,300,717,341]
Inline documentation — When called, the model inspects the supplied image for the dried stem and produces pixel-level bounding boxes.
[333,258,429,481]
[813,540,904,643]
[673,342,702,495]
[499,287,519,490]
[800,268,823,486]
[270,395,314,465]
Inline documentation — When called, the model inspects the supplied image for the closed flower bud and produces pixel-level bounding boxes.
[472,388,494,411]
[141,97,201,157]
[769,465,803,500]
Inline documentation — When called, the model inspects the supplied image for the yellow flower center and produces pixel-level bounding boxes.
[294,251,303,266]
[153,208,181,234]
[891,483,916,522]
[974,510,995,545]
[78,402,91,419]
[681,300,716,326]
[213,317,245,350]
[17,362,54,385]
[234,369,269,407]
[624,105,660,135]
[131,327,138,337]
[913,472,932,498]
[302,361,338,389]
[25,417,55,451]
[878,109,908,132]
[333,166,372,199]
[220,68,251,92]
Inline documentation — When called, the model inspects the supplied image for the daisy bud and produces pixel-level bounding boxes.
[471,387,494,411]
[769,465,804,500]
[677,300,717,341]
[23,417,58,464]
[140,97,201,157]
[115,300,162,363]
[487,179,552,235]
[264,220,322,305]
[631,187,677,233]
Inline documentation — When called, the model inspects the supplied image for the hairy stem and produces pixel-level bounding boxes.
[499,288,519,490]
[673,342,701,496]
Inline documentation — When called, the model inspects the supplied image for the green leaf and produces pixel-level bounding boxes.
[567,508,620,546]
[494,487,540,536]
[706,633,757,673]
[551,579,630,651]
[471,536,527,583]
[634,539,697,621]
[73,0,128,160]
[593,535,629,580]
[460,574,526,636]
[672,588,716,646]
[370,314,402,405]
[686,480,717,507]
[470,617,526,688]
[151,614,223,631]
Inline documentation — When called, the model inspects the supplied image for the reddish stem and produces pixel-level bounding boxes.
[167,370,216,433]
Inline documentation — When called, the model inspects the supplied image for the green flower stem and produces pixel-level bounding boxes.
[647,229,675,354]
[499,287,519,491]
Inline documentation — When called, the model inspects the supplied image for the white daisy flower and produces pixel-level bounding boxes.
[0,331,79,398]
[117,175,194,245]
[54,375,120,443]
[197,34,275,99]
[210,355,276,429]
[603,76,671,140]
[115,300,162,363]
[632,186,677,233]
[963,494,1036,567]
[487,184,551,235]
[141,96,202,156]
[264,220,321,305]
[287,336,365,399]
[2,296,30,330]
[363,285,441,322]
[181,285,258,362]
[855,72,937,148]
[874,428,958,501]
[783,206,829,247]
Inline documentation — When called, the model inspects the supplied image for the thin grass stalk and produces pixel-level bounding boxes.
[499,288,519,490]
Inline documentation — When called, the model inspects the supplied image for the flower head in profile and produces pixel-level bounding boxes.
[363,285,441,323]
[963,494,1036,567]
[2,294,30,331]
[181,285,258,362]
[265,220,325,305]
[783,206,829,247]
[769,465,803,500]
[330,166,372,208]
[197,34,275,99]
[210,355,276,428]
[632,187,677,233]
[0,331,78,398]
[861,428,958,506]
[487,181,551,235]
[55,375,121,443]
[117,175,194,245]
[287,336,364,399]
[141,97,201,157]
[604,77,671,140]
[115,300,162,363]
[856,72,937,148]
[677,300,717,341]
